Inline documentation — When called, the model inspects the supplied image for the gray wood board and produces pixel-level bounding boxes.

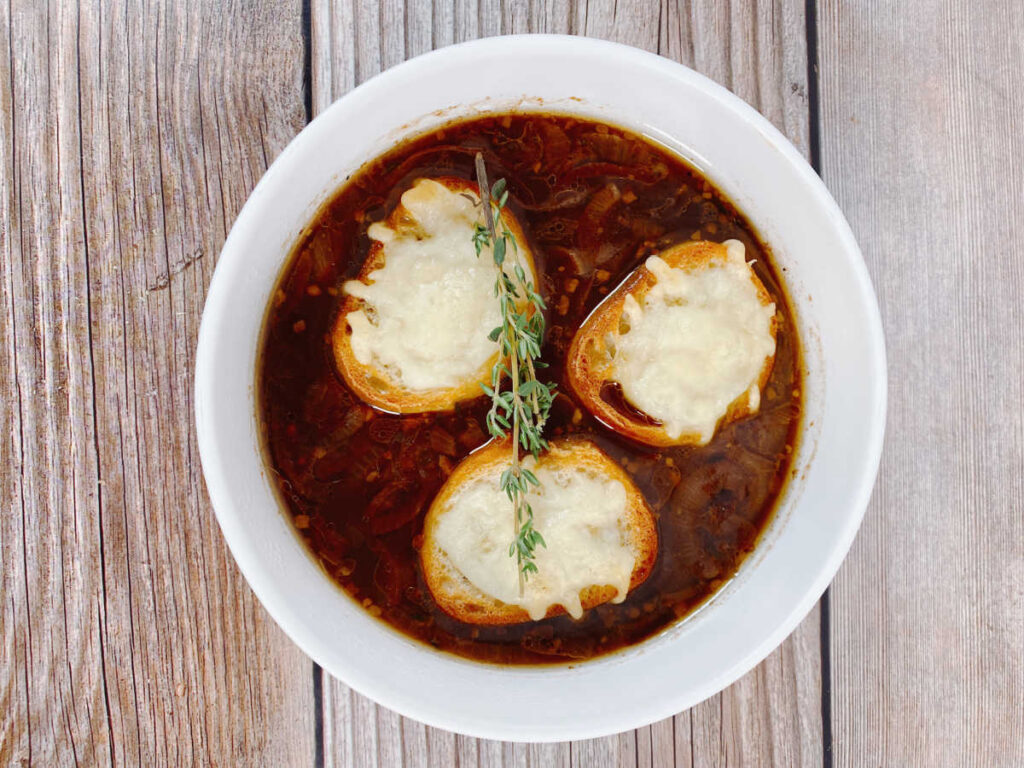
[818,0,1024,764]
[1,1,316,764]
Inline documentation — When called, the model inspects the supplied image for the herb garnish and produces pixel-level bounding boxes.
[472,153,555,594]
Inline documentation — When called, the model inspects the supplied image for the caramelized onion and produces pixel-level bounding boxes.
[583,131,647,165]
[673,464,720,516]
[577,183,622,249]
[649,463,682,509]
[363,481,428,534]
[372,547,415,606]
[625,216,666,241]
[735,402,798,457]
[539,121,573,168]
[514,184,590,211]
[532,217,579,243]
[368,416,402,444]
[566,161,668,184]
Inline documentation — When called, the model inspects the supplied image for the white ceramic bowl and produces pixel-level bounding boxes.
[196,35,885,741]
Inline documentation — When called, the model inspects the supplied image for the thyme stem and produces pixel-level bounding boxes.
[472,153,554,594]
[508,340,524,597]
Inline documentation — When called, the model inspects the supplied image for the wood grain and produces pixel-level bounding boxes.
[13,0,1020,764]
[819,1,1024,764]
[0,1,316,764]
[310,2,823,765]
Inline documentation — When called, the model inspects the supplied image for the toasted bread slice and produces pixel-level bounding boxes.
[567,240,778,447]
[421,438,657,625]
[332,177,536,413]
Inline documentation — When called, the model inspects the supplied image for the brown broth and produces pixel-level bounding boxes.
[258,114,802,665]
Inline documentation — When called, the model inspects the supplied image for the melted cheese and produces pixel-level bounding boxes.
[344,179,511,392]
[432,455,635,621]
[612,239,776,444]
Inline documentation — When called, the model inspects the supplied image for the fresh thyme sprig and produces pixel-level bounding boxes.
[473,153,555,595]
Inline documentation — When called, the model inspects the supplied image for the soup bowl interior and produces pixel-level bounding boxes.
[195,35,885,741]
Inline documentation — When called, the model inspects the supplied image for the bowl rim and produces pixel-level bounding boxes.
[196,33,887,741]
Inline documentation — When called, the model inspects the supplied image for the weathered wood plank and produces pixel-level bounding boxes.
[0,1,316,764]
[311,2,822,766]
[1,1,107,763]
[818,1,1024,764]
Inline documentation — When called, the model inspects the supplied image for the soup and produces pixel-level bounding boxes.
[258,113,802,664]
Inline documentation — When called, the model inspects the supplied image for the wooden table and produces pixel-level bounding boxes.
[3,1,1021,765]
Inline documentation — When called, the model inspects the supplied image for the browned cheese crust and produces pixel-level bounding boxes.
[566,240,778,447]
[331,177,536,413]
[420,437,658,625]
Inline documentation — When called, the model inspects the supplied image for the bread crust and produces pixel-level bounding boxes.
[566,240,778,447]
[420,438,658,626]
[332,177,536,413]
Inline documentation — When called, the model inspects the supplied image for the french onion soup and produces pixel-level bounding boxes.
[258,113,802,664]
